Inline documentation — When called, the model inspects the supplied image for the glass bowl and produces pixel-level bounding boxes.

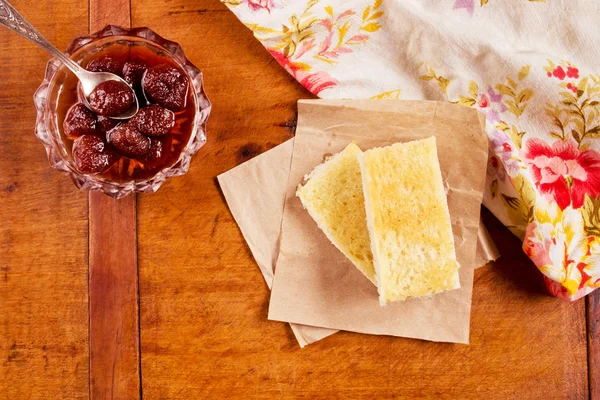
[33,25,211,198]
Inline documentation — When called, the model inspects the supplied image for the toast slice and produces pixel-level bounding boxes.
[359,137,460,305]
[296,143,376,284]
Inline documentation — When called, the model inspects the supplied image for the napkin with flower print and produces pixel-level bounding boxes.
[222,0,600,300]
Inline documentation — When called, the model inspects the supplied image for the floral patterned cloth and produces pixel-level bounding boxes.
[222,0,600,301]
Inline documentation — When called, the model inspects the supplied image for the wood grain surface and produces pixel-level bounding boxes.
[589,290,600,399]
[0,0,598,399]
[0,1,89,398]
[87,1,140,399]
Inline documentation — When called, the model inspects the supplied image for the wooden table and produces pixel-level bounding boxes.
[0,0,598,398]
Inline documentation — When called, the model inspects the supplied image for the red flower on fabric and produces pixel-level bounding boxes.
[269,50,301,75]
[247,0,275,12]
[525,138,600,209]
[478,94,489,108]
[268,50,338,95]
[567,82,578,94]
[300,71,338,95]
[552,66,566,80]
[567,66,579,79]
[543,276,589,301]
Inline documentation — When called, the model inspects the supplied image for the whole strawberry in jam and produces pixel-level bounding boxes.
[86,56,122,75]
[72,134,117,174]
[130,105,175,137]
[123,60,147,88]
[63,103,97,138]
[142,64,189,111]
[107,123,151,158]
[88,80,135,117]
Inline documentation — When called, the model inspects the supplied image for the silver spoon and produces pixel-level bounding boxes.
[0,0,139,120]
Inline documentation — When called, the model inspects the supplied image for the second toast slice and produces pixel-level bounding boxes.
[359,137,460,305]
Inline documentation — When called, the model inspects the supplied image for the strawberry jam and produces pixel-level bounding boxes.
[57,42,196,181]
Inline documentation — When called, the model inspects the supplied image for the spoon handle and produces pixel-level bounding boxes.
[0,0,83,74]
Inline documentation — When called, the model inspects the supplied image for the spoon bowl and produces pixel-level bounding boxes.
[78,70,139,120]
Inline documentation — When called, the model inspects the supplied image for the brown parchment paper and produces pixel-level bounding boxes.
[218,100,499,347]
[268,100,489,344]
[218,140,337,347]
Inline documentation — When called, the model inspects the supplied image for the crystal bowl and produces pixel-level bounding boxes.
[33,25,211,198]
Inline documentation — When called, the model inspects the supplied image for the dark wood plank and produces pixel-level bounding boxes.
[88,1,139,399]
[589,290,600,399]
[88,194,140,400]
[0,0,90,398]
[133,1,590,398]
